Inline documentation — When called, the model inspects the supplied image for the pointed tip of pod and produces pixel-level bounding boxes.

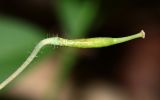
[140,30,145,39]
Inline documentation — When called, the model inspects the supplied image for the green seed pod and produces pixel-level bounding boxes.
[51,30,145,48]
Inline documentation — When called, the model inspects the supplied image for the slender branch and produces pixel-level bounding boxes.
[0,30,145,90]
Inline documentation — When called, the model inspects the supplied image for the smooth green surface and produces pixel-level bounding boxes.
[57,0,99,38]
[58,30,144,48]
[0,15,45,84]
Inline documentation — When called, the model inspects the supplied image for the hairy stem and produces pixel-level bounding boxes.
[0,30,145,90]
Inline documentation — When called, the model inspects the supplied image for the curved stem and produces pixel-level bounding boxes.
[0,40,43,90]
[0,30,145,90]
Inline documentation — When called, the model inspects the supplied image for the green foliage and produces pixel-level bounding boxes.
[0,15,45,85]
[57,0,99,37]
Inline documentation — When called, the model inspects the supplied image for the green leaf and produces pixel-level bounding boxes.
[57,0,99,38]
[0,15,45,84]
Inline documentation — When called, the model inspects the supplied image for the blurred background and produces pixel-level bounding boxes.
[0,0,160,100]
